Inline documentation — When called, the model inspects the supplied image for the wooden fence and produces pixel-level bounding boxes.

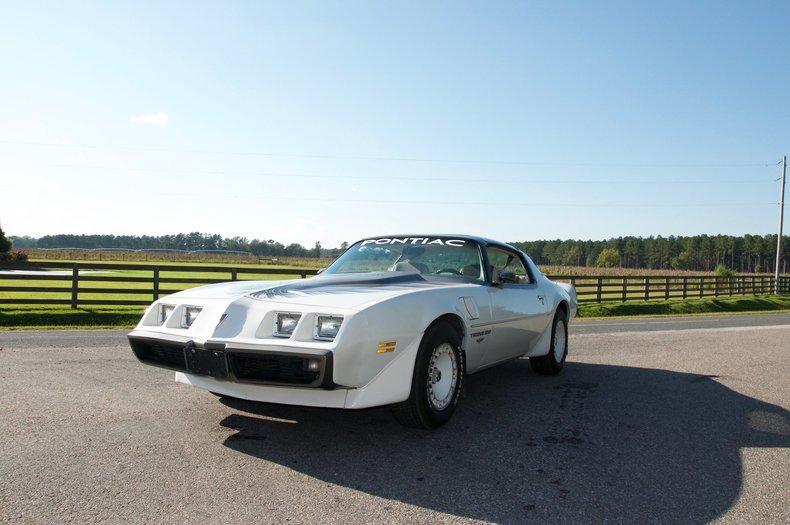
[551,274,790,303]
[0,262,318,308]
[0,261,788,308]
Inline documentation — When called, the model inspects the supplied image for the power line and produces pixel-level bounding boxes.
[15,162,779,185]
[0,140,776,168]
[117,189,775,207]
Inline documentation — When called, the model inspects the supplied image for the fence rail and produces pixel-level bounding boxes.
[0,262,319,308]
[0,262,788,308]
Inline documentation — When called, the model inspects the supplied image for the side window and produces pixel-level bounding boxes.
[486,247,532,284]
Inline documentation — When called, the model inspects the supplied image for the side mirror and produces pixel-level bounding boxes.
[497,271,518,285]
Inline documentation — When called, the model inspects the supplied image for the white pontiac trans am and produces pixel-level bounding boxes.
[129,235,577,429]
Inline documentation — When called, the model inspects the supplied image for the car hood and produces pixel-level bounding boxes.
[168,271,469,309]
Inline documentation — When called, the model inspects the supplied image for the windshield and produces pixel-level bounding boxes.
[324,237,485,282]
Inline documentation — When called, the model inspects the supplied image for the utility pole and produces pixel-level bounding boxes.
[776,155,787,293]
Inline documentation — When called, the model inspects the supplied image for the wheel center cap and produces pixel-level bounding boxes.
[431,369,442,383]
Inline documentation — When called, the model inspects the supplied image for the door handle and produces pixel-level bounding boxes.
[537,295,545,303]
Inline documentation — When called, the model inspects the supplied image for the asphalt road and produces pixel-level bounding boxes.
[1,314,788,524]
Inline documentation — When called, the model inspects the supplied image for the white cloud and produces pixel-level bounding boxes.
[129,112,169,125]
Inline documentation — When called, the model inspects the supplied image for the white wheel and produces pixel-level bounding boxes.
[426,343,459,411]
[553,318,567,363]
[530,309,568,375]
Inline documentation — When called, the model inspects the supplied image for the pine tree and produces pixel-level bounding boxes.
[0,224,12,254]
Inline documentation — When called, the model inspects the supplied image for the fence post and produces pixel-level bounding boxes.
[665,277,670,300]
[231,269,238,281]
[71,264,79,309]
[644,278,649,301]
[153,267,160,301]
[699,277,704,298]
[714,277,719,297]
[751,275,755,295]
[621,277,627,302]
[682,277,688,299]
[301,271,307,279]
[742,276,746,296]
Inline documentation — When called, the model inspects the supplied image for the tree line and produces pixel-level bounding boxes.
[11,232,349,259]
[512,234,789,273]
[8,232,790,272]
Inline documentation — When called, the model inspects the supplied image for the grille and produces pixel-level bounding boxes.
[229,353,321,385]
[129,338,187,371]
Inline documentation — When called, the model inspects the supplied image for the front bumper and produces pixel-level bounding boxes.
[128,334,335,389]
[127,320,421,410]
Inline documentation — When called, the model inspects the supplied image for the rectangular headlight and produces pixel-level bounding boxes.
[275,312,301,337]
[181,306,202,328]
[315,315,343,341]
[158,304,175,324]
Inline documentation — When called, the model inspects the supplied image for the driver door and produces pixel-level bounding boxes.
[480,246,551,367]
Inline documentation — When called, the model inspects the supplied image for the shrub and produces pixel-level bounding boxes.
[596,247,620,268]
[714,265,735,278]
[0,250,27,262]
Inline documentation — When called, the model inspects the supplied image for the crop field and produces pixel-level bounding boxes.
[23,249,331,268]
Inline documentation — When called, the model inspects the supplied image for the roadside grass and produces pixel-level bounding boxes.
[577,294,790,318]
[0,306,145,330]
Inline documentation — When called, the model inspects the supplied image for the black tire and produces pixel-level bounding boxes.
[391,321,465,429]
[530,309,568,375]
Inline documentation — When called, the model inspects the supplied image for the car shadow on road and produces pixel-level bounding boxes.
[217,360,789,523]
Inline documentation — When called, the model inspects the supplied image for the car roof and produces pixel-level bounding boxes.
[358,234,520,252]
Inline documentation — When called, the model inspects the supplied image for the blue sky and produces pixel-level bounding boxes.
[2,1,788,247]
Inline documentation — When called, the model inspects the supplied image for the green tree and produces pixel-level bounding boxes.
[596,247,620,268]
[561,245,582,266]
[671,251,693,270]
[0,224,12,254]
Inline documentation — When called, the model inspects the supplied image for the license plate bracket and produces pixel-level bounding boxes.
[184,343,229,379]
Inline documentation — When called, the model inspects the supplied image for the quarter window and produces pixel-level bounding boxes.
[486,247,531,284]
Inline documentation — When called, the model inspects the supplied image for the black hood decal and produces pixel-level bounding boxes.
[252,272,428,299]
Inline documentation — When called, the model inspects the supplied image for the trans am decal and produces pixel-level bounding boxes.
[361,237,467,247]
[470,329,492,343]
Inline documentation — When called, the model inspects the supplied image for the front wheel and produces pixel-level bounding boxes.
[391,321,465,429]
[530,310,568,375]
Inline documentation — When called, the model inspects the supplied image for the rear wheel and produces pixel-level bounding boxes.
[391,321,465,429]
[530,310,568,375]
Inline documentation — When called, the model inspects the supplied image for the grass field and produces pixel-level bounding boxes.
[1,258,787,329]
[0,260,313,303]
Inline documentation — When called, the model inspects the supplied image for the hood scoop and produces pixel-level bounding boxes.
[251,271,427,299]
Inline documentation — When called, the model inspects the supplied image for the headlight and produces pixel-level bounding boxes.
[275,312,301,337]
[315,315,343,341]
[158,304,175,324]
[181,306,202,328]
